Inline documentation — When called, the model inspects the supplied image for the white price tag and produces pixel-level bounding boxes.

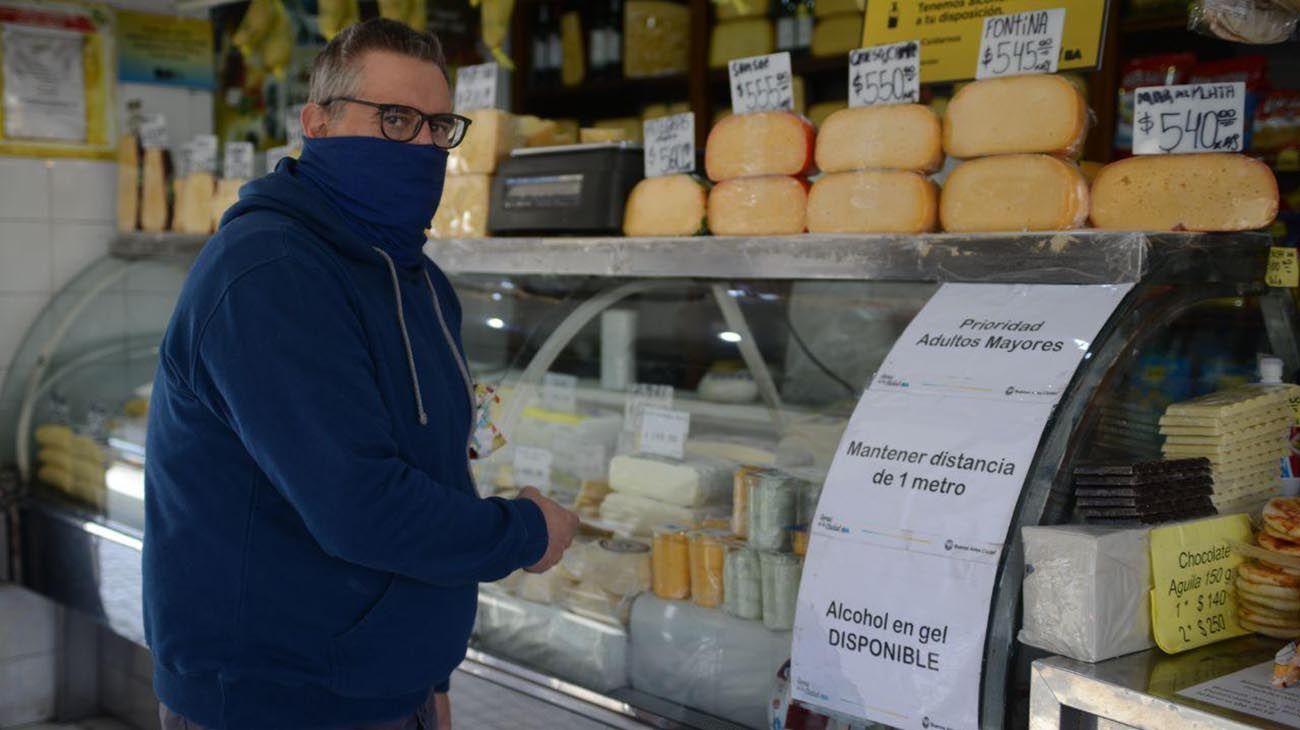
[541,372,578,413]
[285,104,305,149]
[139,114,168,149]
[265,144,293,172]
[224,141,255,179]
[728,52,795,115]
[976,8,1065,80]
[573,443,608,482]
[454,62,500,113]
[513,446,552,490]
[190,134,218,174]
[624,383,674,429]
[849,41,921,108]
[638,406,690,460]
[1132,83,1246,155]
[643,112,695,178]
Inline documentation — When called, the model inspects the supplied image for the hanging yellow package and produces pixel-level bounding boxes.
[0,1,116,160]
[469,0,515,69]
[318,0,360,40]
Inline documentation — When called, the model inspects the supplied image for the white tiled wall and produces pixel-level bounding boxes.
[0,587,61,726]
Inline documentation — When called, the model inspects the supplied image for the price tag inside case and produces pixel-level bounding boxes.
[1132,83,1246,155]
[728,52,795,115]
[976,8,1066,80]
[849,41,920,108]
[643,113,695,178]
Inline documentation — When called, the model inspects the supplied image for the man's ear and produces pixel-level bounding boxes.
[301,102,331,139]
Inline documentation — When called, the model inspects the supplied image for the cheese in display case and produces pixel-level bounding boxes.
[939,154,1090,232]
[814,105,944,174]
[807,170,939,234]
[942,74,1090,159]
[707,175,808,235]
[622,175,709,237]
[705,112,816,181]
[1089,154,1280,232]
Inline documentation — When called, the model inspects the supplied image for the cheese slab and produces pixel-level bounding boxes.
[943,74,1089,159]
[808,170,938,234]
[1089,154,1279,232]
[709,17,775,69]
[707,175,808,235]
[172,172,215,234]
[815,104,943,174]
[448,109,517,175]
[608,454,733,507]
[623,175,708,237]
[706,111,815,181]
[430,174,492,238]
[939,154,1089,232]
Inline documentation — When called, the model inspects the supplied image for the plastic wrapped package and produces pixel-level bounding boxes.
[563,580,634,626]
[724,544,763,620]
[624,1,690,78]
[943,75,1090,159]
[709,17,775,69]
[492,405,623,503]
[1019,525,1155,663]
[599,492,730,536]
[815,105,944,174]
[563,537,653,597]
[749,470,798,551]
[512,566,574,605]
[1190,0,1298,43]
[733,465,760,537]
[689,529,729,608]
[652,524,692,599]
[608,453,733,507]
[474,591,629,692]
[430,174,491,238]
[940,155,1090,233]
[708,176,809,236]
[1090,154,1279,232]
[808,171,939,234]
[706,112,816,181]
[761,552,802,631]
[629,594,794,729]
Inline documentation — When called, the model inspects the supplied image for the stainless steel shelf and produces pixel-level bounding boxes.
[110,231,209,260]
[426,231,1270,284]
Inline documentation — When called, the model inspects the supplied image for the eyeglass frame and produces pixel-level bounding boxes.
[318,97,473,148]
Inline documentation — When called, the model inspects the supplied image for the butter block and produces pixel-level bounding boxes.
[943,75,1089,159]
[705,111,815,181]
[709,17,774,68]
[1089,154,1279,232]
[707,175,808,235]
[811,13,863,58]
[623,175,709,237]
[448,109,517,175]
[430,174,492,238]
[940,154,1089,232]
[609,454,733,507]
[808,170,938,234]
[625,1,690,78]
[815,104,943,173]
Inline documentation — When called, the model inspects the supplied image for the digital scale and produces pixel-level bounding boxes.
[488,142,644,235]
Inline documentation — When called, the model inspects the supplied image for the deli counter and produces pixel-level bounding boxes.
[1,230,1295,730]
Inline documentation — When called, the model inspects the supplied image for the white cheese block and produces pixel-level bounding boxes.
[598,493,729,536]
[707,175,808,235]
[705,112,816,181]
[815,104,943,173]
[430,174,492,238]
[943,75,1089,159]
[623,175,708,237]
[1089,154,1279,232]
[608,454,733,507]
[808,170,938,234]
[448,109,518,175]
[940,154,1089,233]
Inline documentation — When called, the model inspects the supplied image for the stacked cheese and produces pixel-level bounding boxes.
[432,109,518,238]
[1090,154,1279,232]
[599,454,733,536]
[939,75,1091,232]
[34,424,107,509]
[705,112,815,235]
[1160,385,1297,512]
[808,105,942,234]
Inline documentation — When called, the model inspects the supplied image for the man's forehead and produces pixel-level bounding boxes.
[355,50,449,113]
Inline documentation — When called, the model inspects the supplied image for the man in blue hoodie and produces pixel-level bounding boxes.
[143,18,579,730]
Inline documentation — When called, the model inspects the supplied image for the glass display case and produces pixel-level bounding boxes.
[2,230,1295,730]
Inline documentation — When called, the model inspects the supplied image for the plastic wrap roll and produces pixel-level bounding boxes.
[689,529,729,609]
[653,524,692,600]
[748,470,797,551]
[724,544,762,620]
[590,538,653,596]
[732,465,761,538]
[761,552,802,631]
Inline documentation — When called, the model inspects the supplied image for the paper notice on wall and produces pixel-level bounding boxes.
[792,282,1133,730]
[2,24,86,142]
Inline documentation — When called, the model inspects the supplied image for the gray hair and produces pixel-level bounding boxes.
[308,17,449,110]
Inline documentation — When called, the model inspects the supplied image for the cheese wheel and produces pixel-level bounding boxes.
[808,101,847,129]
[707,175,808,235]
[709,17,774,69]
[940,154,1089,233]
[1089,154,1279,232]
[623,175,708,237]
[430,174,492,238]
[943,75,1089,159]
[815,104,943,174]
[448,109,517,175]
[705,112,815,181]
[811,13,863,58]
[808,170,938,234]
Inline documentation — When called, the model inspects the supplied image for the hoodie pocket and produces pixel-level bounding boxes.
[328,575,474,698]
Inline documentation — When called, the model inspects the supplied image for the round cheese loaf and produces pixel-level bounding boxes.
[815,104,943,174]
[808,170,938,234]
[1090,154,1279,232]
[939,154,1089,232]
[705,112,816,181]
[622,175,709,237]
[943,74,1089,159]
[707,175,808,235]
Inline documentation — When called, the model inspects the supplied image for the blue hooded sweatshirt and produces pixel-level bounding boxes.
[143,159,549,728]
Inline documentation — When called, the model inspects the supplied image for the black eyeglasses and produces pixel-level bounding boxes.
[321,97,472,148]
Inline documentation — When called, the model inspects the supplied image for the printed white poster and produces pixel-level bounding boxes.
[1179,661,1300,725]
[2,24,86,142]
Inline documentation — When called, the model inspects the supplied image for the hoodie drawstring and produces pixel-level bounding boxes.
[374,248,429,426]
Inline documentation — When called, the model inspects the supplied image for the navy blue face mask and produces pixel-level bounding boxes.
[296,135,448,268]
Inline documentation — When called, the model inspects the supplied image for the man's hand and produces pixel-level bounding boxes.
[435,691,450,730]
[517,486,578,573]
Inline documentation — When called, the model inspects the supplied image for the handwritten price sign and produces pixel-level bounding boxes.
[1149,514,1253,654]
[224,141,254,179]
[976,8,1065,80]
[643,113,695,178]
[849,41,920,108]
[1132,83,1245,155]
[729,52,794,115]
[454,62,500,113]
[638,406,690,460]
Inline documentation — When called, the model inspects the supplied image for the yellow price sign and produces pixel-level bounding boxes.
[1267,247,1299,288]
[862,1,1109,84]
[1150,514,1253,654]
